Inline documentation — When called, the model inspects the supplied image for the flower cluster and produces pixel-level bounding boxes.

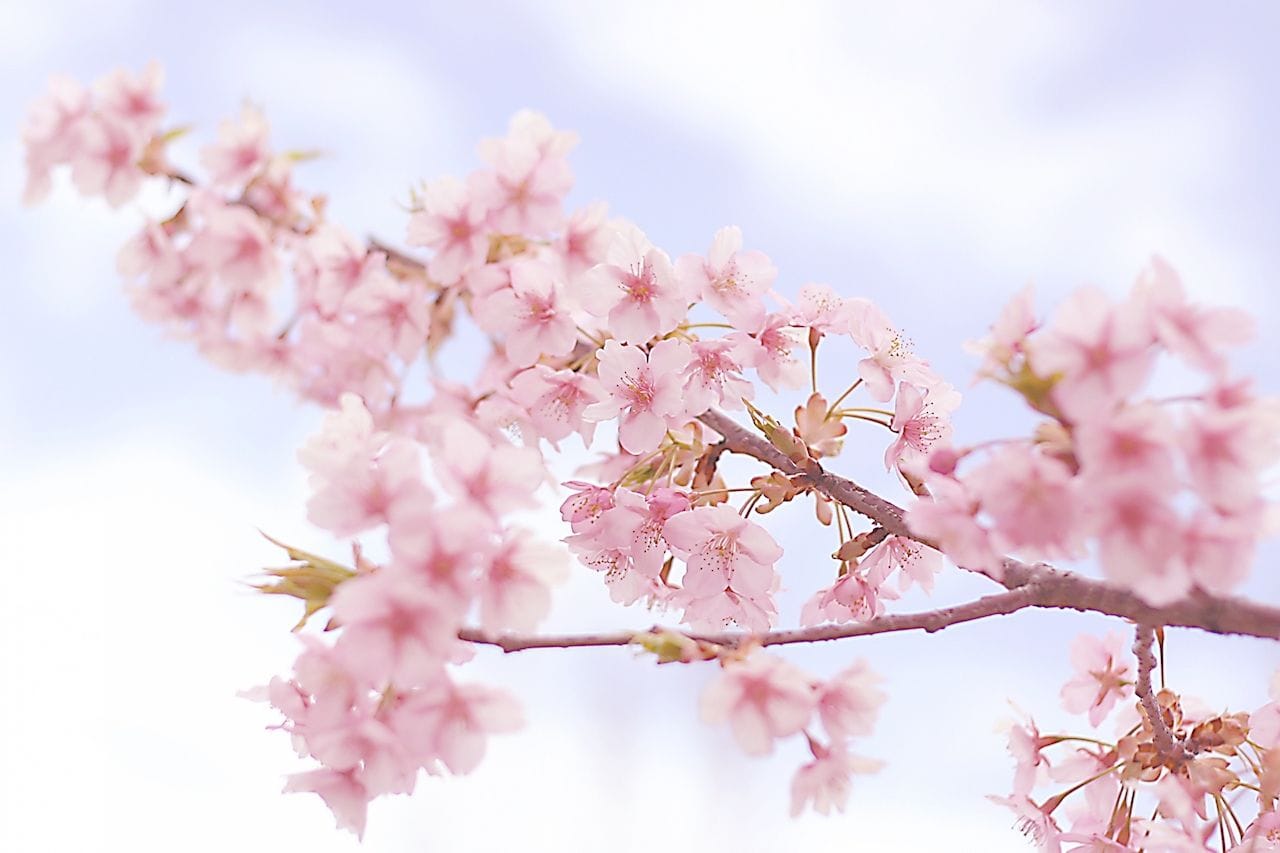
[994,632,1280,851]
[22,65,1279,846]
[701,653,886,817]
[909,273,1279,604]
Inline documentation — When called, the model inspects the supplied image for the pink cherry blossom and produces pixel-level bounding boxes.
[1005,716,1052,797]
[673,226,776,328]
[1246,671,1280,748]
[299,225,385,317]
[1074,402,1177,485]
[859,535,943,594]
[508,365,603,444]
[299,394,427,536]
[556,201,610,281]
[578,224,687,344]
[815,660,886,741]
[663,504,782,606]
[788,283,851,335]
[583,339,691,454]
[329,568,459,686]
[406,176,489,285]
[69,114,146,207]
[478,529,567,633]
[471,259,577,367]
[1182,397,1280,515]
[967,285,1038,378]
[1135,256,1253,374]
[93,61,165,134]
[700,654,816,755]
[904,476,1002,574]
[1089,475,1187,605]
[20,74,89,204]
[186,197,279,294]
[594,488,690,578]
[559,480,616,534]
[800,570,895,625]
[200,102,270,187]
[478,109,577,164]
[302,704,418,798]
[681,338,754,414]
[846,297,933,401]
[884,380,960,471]
[968,444,1085,558]
[728,313,808,392]
[343,268,432,364]
[1059,632,1133,726]
[472,114,573,235]
[1178,508,1262,595]
[283,768,370,838]
[432,419,545,517]
[1029,287,1155,421]
[790,743,881,817]
[392,678,523,776]
[388,500,490,609]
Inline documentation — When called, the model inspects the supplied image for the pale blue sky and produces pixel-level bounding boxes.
[3,2,1278,851]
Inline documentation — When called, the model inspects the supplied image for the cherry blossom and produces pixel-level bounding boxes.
[728,312,808,392]
[477,529,567,633]
[1029,287,1154,421]
[884,380,959,471]
[200,102,271,187]
[583,339,691,454]
[21,74,89,204]
[701,654,815,755]
[846,297,933,401]
[406,176,490,285]
[681,338,754,414]
[1059,633,1133,726]
[93,61,165,133]
[814,660,886,742]
[471,115,573,236]
[24,65,1280,848]
[674,225,776,328]
[472,258,578,367]
[328,568,460,686]
[69,114,146,207]
[577,224,686,344]
[1135,256,1254,374]
[790,743,881,817]
[664,505,781,610]
[508,365,603,444]
[283,769,370,839]
[391,678,524,776]
[968,444,1085,558]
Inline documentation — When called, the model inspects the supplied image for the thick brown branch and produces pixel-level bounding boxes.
[697,409,914,538]
[459,585,1039,652]
[696,408,1280,642]
[1132,624,1189,761]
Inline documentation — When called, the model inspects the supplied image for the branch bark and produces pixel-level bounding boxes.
[460,585,1039,652]
[1132,624,1188,761]
[695,408,1280,642]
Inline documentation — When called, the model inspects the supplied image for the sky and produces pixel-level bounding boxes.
[3,2,1279,851]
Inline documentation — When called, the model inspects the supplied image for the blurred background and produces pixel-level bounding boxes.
[3,1,1278,850]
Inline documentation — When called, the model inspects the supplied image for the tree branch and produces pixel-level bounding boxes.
[1132,624,1189,761]
[459,585,1039,652]
[696,408,1280,642]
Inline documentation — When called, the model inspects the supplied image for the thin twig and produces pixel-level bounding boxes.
[459,585,1039,652]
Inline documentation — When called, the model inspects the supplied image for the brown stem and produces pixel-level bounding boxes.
[1132,623,1189,761]
[696,408,1280,642]
[459,585,1039,652]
